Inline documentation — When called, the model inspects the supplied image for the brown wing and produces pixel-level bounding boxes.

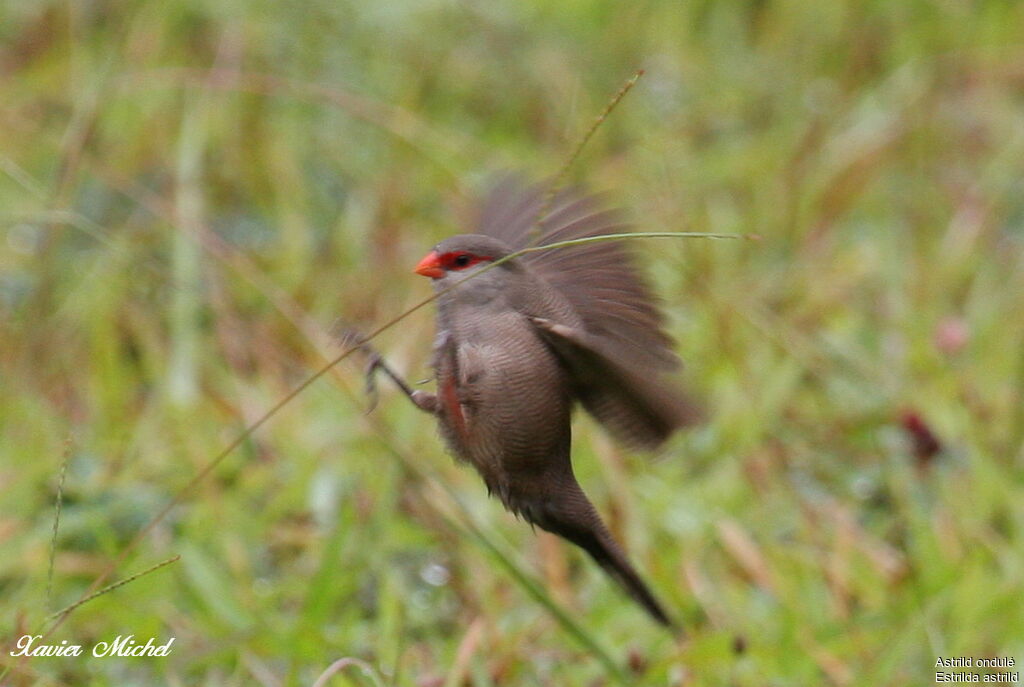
[530,317,702,449]
[477,174,680,372]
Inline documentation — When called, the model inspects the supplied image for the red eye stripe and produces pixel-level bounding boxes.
[438,251,493,270]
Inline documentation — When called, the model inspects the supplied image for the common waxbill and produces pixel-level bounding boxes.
[372,175,699,628]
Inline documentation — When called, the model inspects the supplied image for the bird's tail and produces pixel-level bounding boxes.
[524,479,677,630]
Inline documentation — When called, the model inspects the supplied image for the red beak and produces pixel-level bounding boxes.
[414,250,445,278]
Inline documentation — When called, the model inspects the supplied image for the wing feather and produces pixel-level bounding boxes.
[476,174,679,371]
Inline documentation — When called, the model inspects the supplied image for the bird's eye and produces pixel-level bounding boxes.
[438,250,492,271]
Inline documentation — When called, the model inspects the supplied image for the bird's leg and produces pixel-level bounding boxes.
[336,324,437,414]
[364,352,437,414]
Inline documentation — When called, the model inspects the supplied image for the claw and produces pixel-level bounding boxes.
[343,324,423,412]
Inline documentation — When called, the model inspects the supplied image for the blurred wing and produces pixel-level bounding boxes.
[477,173,680,371]
[530,317,701,449]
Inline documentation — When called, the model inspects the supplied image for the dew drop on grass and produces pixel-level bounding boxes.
[419,563,450,587]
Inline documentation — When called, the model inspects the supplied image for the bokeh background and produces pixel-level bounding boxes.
[3,1,1024,685]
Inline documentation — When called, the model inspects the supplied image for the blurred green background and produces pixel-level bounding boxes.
[3,0,1024,685]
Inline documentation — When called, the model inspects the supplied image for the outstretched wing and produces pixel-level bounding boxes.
[476,174,701,449]
[530,317,701,449]
[477,174,679,372]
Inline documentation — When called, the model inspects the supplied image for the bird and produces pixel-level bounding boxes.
[367,174,700,628]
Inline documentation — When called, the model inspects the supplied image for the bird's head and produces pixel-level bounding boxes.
[414,234,522,306]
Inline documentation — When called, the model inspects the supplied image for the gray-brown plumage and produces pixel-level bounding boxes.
[385,175,699,628]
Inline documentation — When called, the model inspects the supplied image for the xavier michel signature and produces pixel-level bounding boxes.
[9,634,175,658]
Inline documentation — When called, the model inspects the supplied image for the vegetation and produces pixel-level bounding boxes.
[2,0,1023,684]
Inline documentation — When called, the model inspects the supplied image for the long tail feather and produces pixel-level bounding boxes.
[515,476,677,629]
